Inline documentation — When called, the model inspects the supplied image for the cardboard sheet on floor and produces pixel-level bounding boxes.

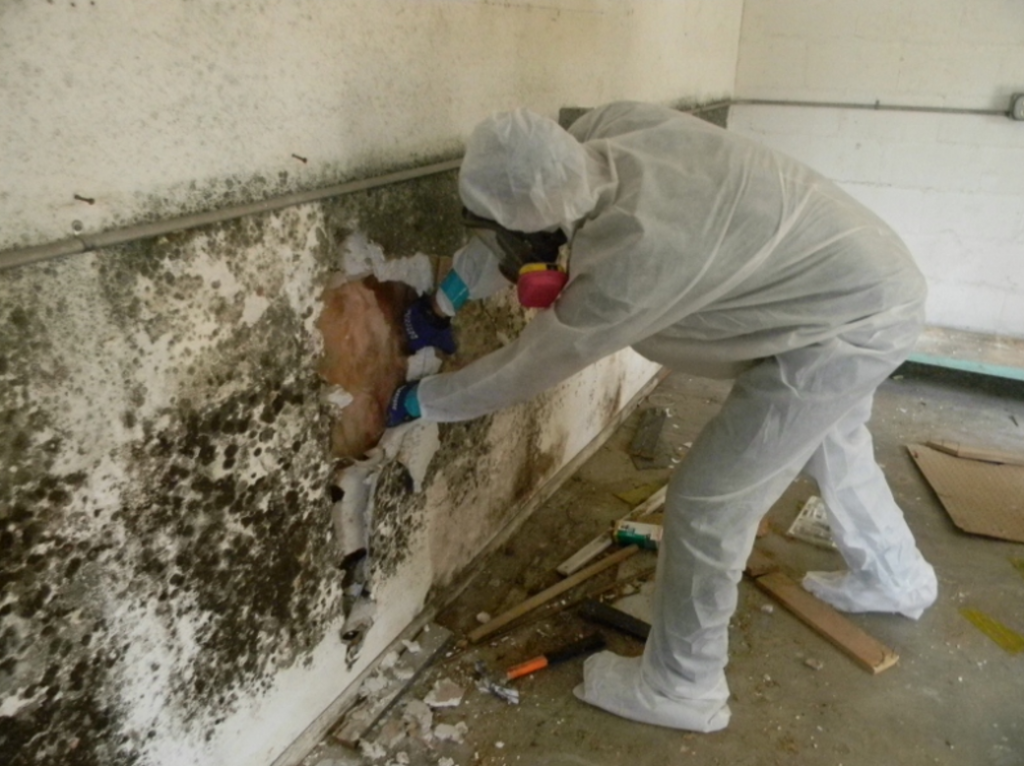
[908,444,1024,544]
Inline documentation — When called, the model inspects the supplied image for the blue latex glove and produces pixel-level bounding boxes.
[403,296,456,355]
[386,382,421,427]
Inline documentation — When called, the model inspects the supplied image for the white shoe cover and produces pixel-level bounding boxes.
[572,652,731,732]
[802,566,937,620]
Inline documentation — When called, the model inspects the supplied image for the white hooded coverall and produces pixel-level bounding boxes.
[416,102,938,732]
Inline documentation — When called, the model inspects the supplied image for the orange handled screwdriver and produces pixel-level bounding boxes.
[505,633,606,681]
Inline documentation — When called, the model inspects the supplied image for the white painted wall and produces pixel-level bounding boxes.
[733,0,1024,338]
[0,0,742,253]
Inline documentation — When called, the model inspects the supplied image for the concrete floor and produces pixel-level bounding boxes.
[307,364,1024,766]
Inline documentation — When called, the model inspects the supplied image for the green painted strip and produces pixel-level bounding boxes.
[906,353,1024,382]
[960,608,1024,654]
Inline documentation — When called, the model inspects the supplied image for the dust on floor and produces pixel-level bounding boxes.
[303,365,1024,766]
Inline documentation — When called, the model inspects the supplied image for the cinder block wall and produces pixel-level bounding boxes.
[0,3,744,766]
[731,0,1024,338]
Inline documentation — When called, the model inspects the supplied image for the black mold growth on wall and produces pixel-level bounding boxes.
[0,165,486,766]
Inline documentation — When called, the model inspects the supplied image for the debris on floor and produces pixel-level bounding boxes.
[629,406,673,469]
[556,484,666,575]
[333,623,453,747]
[423,678,465,709]
[746,552,899,674]
[504,632,606,680]
[908,442,1024,543]
[786,495,837,550]
[469,545,639,643]
[473,661,520,704]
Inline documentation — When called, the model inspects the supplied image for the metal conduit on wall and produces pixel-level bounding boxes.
[2,98,1012,272]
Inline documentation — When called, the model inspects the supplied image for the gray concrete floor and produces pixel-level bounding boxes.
[309,365,1024,766]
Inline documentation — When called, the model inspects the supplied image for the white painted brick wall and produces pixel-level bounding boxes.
[737,0,1024,109]
[732,105,1024,337]
[734,0,1024,338]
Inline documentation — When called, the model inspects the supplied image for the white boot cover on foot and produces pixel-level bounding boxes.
[573,652,730,732]
[802,564,937,620]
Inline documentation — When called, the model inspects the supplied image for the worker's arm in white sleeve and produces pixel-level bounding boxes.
[415,304,607,422]
[421,265,630,422]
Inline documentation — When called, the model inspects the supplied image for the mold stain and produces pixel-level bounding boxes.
[0,206,340,766]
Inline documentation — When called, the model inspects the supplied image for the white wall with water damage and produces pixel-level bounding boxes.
[0,2,744,766]
[732,0,1024,338]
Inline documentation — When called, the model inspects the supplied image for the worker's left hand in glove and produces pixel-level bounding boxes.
[386,382,421,427]
[403,295,457,355]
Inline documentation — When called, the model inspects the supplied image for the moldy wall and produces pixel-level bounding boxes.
[0,169,661,766]
[1,2,745,764]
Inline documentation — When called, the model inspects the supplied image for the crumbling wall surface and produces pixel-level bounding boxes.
[0,170,661,766]
[0,206,339,766]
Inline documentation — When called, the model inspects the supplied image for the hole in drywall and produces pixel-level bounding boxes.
[317,275,414,460]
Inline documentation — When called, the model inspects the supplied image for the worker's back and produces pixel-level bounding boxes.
[564,101,926,374]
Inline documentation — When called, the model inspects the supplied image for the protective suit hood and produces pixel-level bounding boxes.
[459,108,605,233]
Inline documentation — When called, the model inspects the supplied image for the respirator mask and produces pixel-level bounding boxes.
[461,207,568,309]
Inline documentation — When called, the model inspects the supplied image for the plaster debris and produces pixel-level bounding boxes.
[437,758,456,766]
[476,612,492,624]
[324,384,356,413]
[378,717,407,748]
[402,639,422,654]
[433,722,469,743]
[342,232,435,295]
[359,740,388,761]
[424,678,465,709]
[804,658,825,671]
[402,699,434,741]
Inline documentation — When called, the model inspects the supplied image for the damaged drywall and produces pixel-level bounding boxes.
[0,164,661,766]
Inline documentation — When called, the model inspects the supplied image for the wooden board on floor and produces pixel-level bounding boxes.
[908,443,1024,544]
[754,571,899,674]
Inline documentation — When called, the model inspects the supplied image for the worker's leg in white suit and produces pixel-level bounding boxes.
[575,326,934,731]
[802,398,937,618]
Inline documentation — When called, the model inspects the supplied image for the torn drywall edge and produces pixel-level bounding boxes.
[341,231,435,296]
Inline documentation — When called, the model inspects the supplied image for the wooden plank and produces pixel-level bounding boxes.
[744,547,780,579]
[332,622,453,747]
[925,439,1024,468]
[469,546,640,643]
[754,571,899,674]
[556,486,667,576]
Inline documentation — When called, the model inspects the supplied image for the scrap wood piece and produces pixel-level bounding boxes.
[333,622,453,747]
[754,571,899,674]
[960,608,1024,654]
[469,545,640,643]
[556,485,667,576]
[926,439,1024,467]
[908,443,1024,544]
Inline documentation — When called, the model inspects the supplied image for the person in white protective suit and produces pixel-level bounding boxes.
[388,101,938,732]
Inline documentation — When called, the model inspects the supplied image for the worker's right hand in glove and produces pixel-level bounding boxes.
[403,295,456,355]
[386,381,421,428]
